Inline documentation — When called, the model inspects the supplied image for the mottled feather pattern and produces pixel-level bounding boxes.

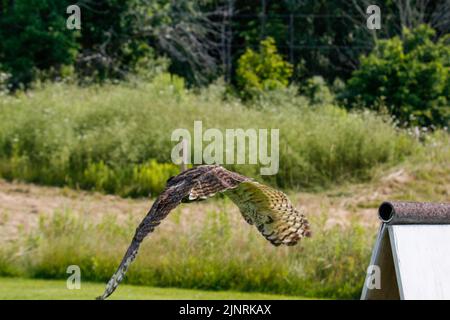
[188,168,249,201]
[227,181,310,246]
[97,165,310,300]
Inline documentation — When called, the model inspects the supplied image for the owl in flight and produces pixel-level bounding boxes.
[97,165,311,300]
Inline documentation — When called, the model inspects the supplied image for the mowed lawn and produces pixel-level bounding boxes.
[0,277,306,300]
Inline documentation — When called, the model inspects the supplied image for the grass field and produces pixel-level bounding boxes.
[0,277,305,300]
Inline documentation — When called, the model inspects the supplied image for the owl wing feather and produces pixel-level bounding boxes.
[225,181,311,246]
[187,167,249,201]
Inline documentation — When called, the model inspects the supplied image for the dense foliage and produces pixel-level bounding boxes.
[0,81,417,195]
[0,1,448,125]
[0,0,79,88]
[236,37,293,98]
[345,25,450,128]
[1,1,448,82]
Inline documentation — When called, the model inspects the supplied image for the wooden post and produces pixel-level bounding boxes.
[260,0,266,40]
[180,138,188,172]
[289,13,294,64]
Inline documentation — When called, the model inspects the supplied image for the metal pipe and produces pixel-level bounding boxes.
[378,201,450,225]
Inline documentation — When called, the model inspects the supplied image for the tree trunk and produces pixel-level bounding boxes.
[289,13,294,64]
[260,0,266,39]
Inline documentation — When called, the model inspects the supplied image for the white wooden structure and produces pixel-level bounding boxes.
[361,201,450,300]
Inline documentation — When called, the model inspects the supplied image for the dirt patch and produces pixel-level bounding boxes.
[1,162,446,242]
[0,180,150,241]
[0,179,378,242]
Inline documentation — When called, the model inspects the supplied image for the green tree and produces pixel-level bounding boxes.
[75,0,152,81]
[236,37,293,98]
[0,0,79,88]
[344,25,449,128]
[128,0,222,85]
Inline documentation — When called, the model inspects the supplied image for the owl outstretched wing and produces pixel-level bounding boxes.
[225,181,311,246]
[96,165,247,300]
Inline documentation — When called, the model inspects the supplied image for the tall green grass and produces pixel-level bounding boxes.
[0,207,374,299]
[0,75,418,195]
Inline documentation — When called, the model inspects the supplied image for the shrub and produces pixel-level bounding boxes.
[130,160,180,197]
[344,25,449,128]
[0,80,418,194]
[301,76,335,105]
[236,37,293,99]
[0,69,11,94]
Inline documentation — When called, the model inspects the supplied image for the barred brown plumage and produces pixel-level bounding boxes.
[96,165,311,300]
